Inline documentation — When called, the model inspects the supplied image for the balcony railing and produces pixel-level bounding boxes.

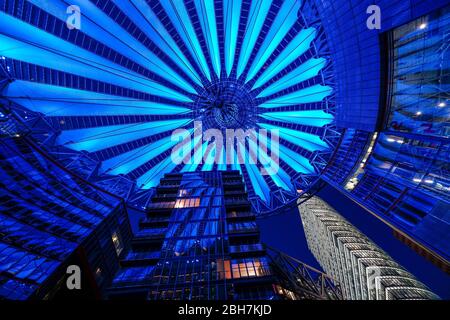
[265,245,343,300]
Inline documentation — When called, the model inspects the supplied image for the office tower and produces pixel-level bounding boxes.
[298,196,439,300]
[0,136,132,299]
[108,171,341,300]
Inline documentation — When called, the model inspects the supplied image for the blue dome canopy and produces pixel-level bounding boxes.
[0,0,340,214]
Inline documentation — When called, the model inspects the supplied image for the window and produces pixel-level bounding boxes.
[174,198,200,208]
[228,258,271,279]
[387,7,449,138]
[111,231,123,256]
[216,259,232,280]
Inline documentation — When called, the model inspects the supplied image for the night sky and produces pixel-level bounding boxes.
[258,184,450,299]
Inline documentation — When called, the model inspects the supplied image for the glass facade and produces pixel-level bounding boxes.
[108,171,341,300]
[387,6,449,138]
[323,7,450,271]
[352,8,450,264]
[108,171,279,300]
[0,135,131,299]
[323,129,373,185]
[366,133,449,201]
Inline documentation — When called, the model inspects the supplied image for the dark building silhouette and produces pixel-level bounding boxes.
[0,137,132,299]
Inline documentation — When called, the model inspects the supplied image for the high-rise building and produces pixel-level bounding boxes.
[108,171,342,300]
[298,196,439,300]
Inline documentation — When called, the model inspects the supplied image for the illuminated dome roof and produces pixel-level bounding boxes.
[0,0,340,214]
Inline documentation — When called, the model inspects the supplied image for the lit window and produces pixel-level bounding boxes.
[229,258,271,279]
[175,198,200,208]
[95,267,102,279]
[224,260,232,279]
[111,231,123,256]
[216,259,232,280]
[246,261,256,277]
[232,265,240,279]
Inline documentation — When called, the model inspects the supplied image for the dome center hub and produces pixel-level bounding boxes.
[194,80,257,130]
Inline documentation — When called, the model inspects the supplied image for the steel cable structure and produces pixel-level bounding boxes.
[0,0,339,215]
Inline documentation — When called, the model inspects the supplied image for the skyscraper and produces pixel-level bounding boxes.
[298,196,439,300]
[108,171,342,300]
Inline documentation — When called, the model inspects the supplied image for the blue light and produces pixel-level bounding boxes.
[223,0,242,76]
[257,58,327,98]
[258,84,333,108]
[259,110,334,127]
[278,145,315,174]
[100,131,193,175]
[258,123,329,152]
[56,119,192,152]
[194,0,221,78]
[160,0,212,81]
[238,142,270,202]
[245,0,302,82]
[250,134,294,191]
[1,0,336,211]
[201,146,215,172]
[236,0,272,78]
[181,136,205,173]
[200,143,229,172]
[217,145,227,171]
[114,0,203,86]
[138,156,178,189]
[0,13,192,103]
[107,0,199,92]
[252,28,317,90]
[4,81,191,117]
